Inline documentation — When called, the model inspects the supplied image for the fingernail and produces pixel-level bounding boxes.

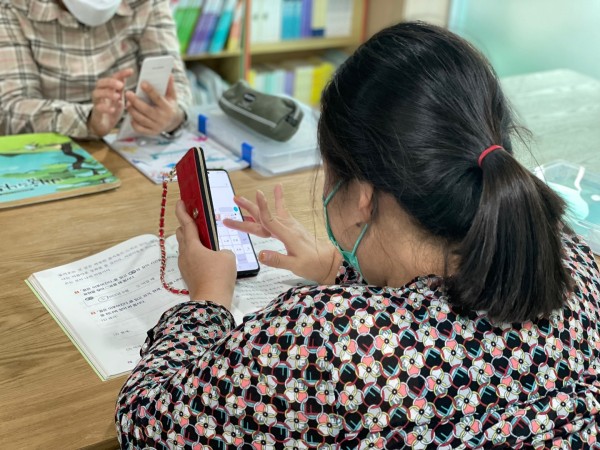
[259,251,267,262]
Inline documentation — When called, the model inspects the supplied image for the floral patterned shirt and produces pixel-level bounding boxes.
[116,234,600,449]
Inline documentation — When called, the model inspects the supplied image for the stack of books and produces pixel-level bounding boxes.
[251,0,354,43]
[247,50,348,106]
[171,0,245,55]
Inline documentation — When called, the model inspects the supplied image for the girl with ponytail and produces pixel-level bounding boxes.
[118,22,600,448]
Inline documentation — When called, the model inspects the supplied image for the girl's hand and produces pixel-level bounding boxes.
[223,184,342,284]
[175,200,237,309]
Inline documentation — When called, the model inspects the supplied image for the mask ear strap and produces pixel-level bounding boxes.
[324,180,344,205]
[159,169,189,296]
[351,223,369,254]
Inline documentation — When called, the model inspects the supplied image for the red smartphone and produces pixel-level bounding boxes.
[176,147,219,250]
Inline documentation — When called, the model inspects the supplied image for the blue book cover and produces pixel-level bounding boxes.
[291,0,302,38]
[300,0,312,37]
[281,0,295,40]
[0,133,119,208]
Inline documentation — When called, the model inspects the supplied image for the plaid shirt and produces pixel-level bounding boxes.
[0,0,192,138]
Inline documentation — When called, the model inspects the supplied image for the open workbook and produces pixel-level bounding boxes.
[26,235,307,381]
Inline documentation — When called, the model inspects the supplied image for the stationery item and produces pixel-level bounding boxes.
[195,102,319,176]
[104,130,248,184]
[219,80,304,142]
[0,133,120,209]
[27,235,306,381]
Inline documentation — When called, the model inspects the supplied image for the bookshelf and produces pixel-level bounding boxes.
[178,0,369,92]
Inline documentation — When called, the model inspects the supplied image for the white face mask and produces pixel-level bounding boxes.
[62,0,121,27]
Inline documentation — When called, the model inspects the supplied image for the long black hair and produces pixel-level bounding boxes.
[318,22,572,323]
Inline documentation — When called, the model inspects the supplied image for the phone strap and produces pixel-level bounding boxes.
[159,169,190,296]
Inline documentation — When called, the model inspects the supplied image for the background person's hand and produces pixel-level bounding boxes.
[175,200,237,309]
[124,75,184,136]
[87,68,133,137]
[223,184,342,284]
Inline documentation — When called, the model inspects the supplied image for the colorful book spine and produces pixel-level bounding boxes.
[199,0,224,53]
[225,0,244,51]
[208,0,236,53]
[284,70,295,96]
[310,60,334,105]
[187,0,214,55]
[261,0,282,43]
[281,0,295,40]
[176,0,204,54]
[310,0,326,37]
[300,0,313,37]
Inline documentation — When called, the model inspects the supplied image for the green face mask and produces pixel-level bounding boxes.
[323,181,369,280]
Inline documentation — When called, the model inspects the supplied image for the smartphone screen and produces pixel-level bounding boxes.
[207,170,260,277]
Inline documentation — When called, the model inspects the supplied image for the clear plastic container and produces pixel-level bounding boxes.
[533,160,600,254]
[192,103,321,177]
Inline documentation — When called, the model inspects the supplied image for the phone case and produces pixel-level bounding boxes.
[176,148,219,250]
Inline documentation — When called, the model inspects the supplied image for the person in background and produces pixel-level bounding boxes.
[116,22,600,448]
[0,0,191,139]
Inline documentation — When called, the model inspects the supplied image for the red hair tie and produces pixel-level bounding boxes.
[478,145,504,167]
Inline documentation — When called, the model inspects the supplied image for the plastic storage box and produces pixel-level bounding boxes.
[534,160,600,254]
[192,103,321,177]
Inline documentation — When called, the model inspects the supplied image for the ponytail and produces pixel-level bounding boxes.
[448,149,573,323]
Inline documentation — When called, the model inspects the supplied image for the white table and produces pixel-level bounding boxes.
[502,69,600,172]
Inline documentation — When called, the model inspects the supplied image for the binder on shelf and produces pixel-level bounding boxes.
[325,0,353,37]
[311,0,327,36]
[209,0,237,53]
[175,0,204,53]
[194,103,320,177]
[300,0,313,37]
[249,0,264,43]
[225,0,244,51]
[202,0,225,54]
[187,0,222,55]
[281,0,301,40]
[261,0,283,43]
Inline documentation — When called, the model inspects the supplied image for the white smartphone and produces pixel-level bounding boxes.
[116,55,175,141]
[208,169,260,277]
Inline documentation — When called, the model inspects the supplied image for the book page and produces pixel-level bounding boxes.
[28,234,309,379]
[29,235,187,379]
[232,238,311,323]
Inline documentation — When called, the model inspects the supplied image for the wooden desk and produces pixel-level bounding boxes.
[2,70,599,449]
[0,142,323,449]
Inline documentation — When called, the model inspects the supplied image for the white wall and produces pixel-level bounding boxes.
[449,0,600,79]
